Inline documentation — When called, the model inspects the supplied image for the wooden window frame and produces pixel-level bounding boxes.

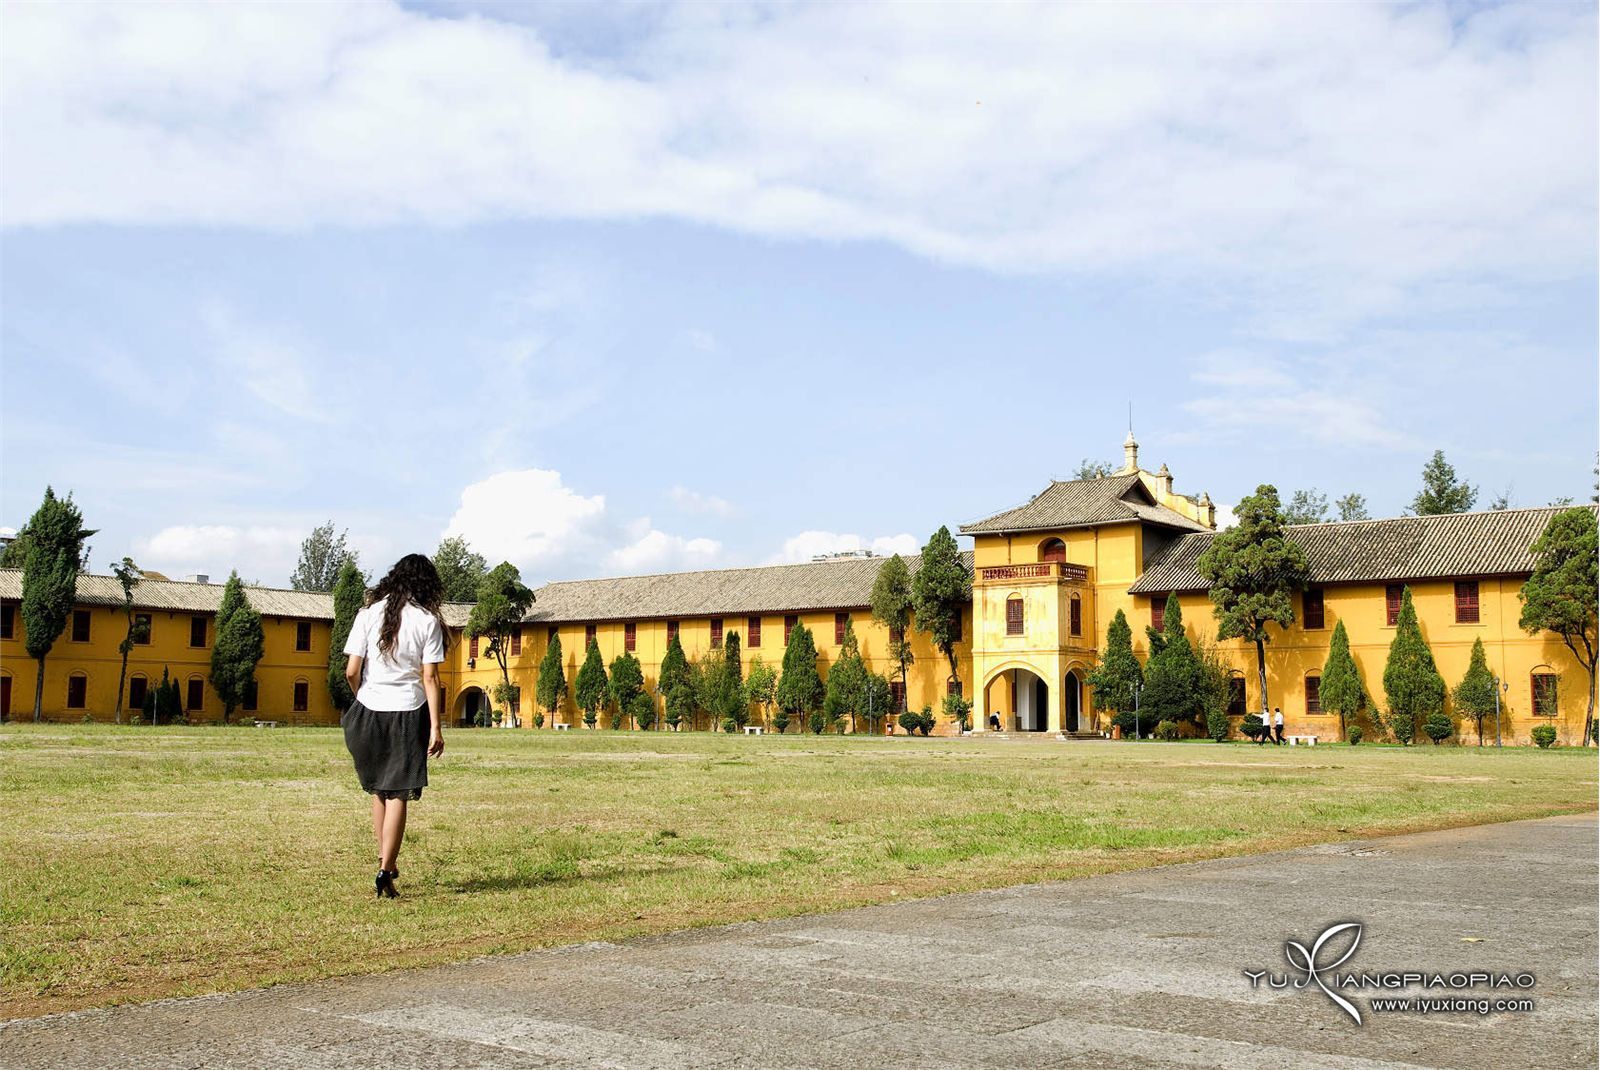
[585,624,597,648]
[1069,594,1082,637]
[1531,673,1558,717]
[186,677,205,712]
[548,626,559,642]
[710,619,724,649]
[1227,675,1246,716]
[66,673,88,709]
[1305,675,1322,715]
[666,621,679,643]
[134,612,152,645]
[624,622,636,653]
[784,614,798,645]
[0,601,13,640]
[889,680,906,713]
[71,609,91,643]
[947,679,963,698]
[511,625,523,656]
[295,620,313,652]
[190,615,208,648]
[1303,589,1325,630]
[747,616,761,648]
[834,612,848,645]
[292,680,310,713]
[1005,597,1024,636]
[1454,581,1480,624]
[128,674,149,711]
[469,635,479,658]
[1385,584,1404,627]
[1039,538,1067,564]
[1151,597,1165,633]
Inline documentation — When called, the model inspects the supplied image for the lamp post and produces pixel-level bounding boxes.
[1494,676,1508,748]
[1134,681,1143,741]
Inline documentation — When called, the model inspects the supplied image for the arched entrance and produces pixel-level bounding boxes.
[983,667,1050,732]
[456,686,485,727]
[1063,670,1082,732]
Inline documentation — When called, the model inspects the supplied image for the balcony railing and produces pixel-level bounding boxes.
[979,562,1089,583]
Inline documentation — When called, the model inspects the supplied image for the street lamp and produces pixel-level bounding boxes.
[1134,681,1143,741]
[1494,676,1509,748]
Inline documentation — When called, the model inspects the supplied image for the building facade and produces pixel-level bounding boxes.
[2,438,1592,744]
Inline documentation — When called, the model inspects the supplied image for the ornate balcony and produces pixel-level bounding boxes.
[977,561,1089,584]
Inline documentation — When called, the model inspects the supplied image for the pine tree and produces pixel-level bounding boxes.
[1519,507,1598,745]
[660,631,690,731]
[608,651,644,730]
[535,632,566,727]
[19,487,91,721]
[869,554,915,703]
[1452,637,1498,746]
[290,521,360,592]
[210,571,265,723]
[1196,484,1310,717]
[1335,494,1370,522]
[912,526,970,684]
[432,535,489,602]
[111,557,147,724]
[574,639,608,729]
[823,619,867,733]
[1140,594,1202,728]
[326,559,364,711]
[721,631,747,728]
[1410,450,1478,515]
[777,621,824,721]
[1282,489,1329,525]
[1382,588,1445,744]
[1319,620,1366,741]
[1087,609,1143,723]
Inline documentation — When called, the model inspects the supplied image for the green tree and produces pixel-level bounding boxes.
[1282,489,1329,525]
[942,690,973,733]
[1410,450,1477,515]
[290,520,360,592]
[1335,493,1370,522]
[1382,588,1445,744]
[721,631,747,727]
[862,671,894,733]
[466,562,535,724]
[1140,594,1202,728]
[1196,484,1310,717]
[1423,710,1454,745]
[660,631,691,731]
[777,621,824,723]
[1319,620,1367,741]
[869,554,916,703]
[691,650,730,733]
[1453,637,1498,746]
[628,691,657,733]
[432,535,489,602]
[1087,609,1143,724]
[210,571,265,723]
[609,651,645,729]
[111,557,148,724]
[822,620,867,733]
[912,525,970,684]
[535,632,567,727]
[326,559,364,712]
[575,639,608,729]
[745,655,778,730]
[1519,507,1598,745]
[1073,459,1116,480]
[1196,640,1233,742]
[18,488,91,721]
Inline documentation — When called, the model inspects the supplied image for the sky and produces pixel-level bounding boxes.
[1,1,1595,587]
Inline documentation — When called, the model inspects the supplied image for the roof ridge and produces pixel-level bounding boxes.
[534,549,950,591]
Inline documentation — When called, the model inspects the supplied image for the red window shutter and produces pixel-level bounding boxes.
[748,616,761,648]
[624,622,636,652]
[511,626,522,655]
[1069,596,1082,637]
[667,621,679,642]
[947,679,962,697]
[785,615,797,644]
[889,624,903,644]
[1151,598,1165,633]
[585,624,597,647]
[711,619,723,648]
[1306,676,1321,715]
[889,681,906,712]
[835,612,848,645]
[1041,539,1066,563]
[1385,585,1403,626]
[469,636,479,658]
[1006,597,1024,636]
[1454,581,1479,624]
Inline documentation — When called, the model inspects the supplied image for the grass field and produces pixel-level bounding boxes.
[2,724,1594,1019]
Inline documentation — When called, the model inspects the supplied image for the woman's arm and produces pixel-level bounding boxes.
[422,661,444,756]
[344,654,363,699]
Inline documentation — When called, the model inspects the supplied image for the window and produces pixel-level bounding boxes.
[0,602,12,639]
[511,625,522,656]
[889,624,903,644]
[667,621,679,642]
[71,609,90,642]
[134,613,152,644]
[1306,675,1322,715]
[1454,581,1480,624]
[186,678,204,712]
[242,680,257,712]
[952,612,961,642]
[710,618,724,648]
[947,679,963,698]
[67,673,87,709]
[1006,597,1024,636]
[1069,594,1082,637]
[785,614,798,644]
[128,674,148,711]
[1151,597,1165,633]
[190,616,208,647]
[469,635,479,658]
[295,620,313,652]
[1303,589,1325,630]
[585,624,597,647]
[1227,676,1246,716]
[747,616,761,648]
[293,680,309,712]
[835,612,848,645]
[1385,584,1404,627]
[624,622,636,653]
[548,626,559,642]
[1040,538,1066,563]
[1532,673,1558,717]
[889,680,906,713]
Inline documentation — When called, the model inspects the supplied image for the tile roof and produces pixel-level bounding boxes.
[959,473,1210,535]
[522,551,976,625]
[1129,506,1591,594]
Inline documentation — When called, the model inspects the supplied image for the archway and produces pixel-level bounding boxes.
[455,686,486,727]
[1063,670,1082,732]
[982,667,1050,732]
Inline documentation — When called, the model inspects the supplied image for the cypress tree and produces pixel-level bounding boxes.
[608,651,644,729]
[535,632,566,727]
[575,638,608,729]
[912,526,971,684]
[870,554,915,703]
[1382,588,1445,744]
[721,631,747,728]
[1140,594,1201,729]
[1087,609,1143,723]
[823,619,867,733]
[1452,637,1498,746]
[1410,450,1478,515]
[326,559,364,711]
[1319,620,1366,741]
[210,571,265,723]
[777,622,824,721]
[660,631,691,731]
[19,487,91,721]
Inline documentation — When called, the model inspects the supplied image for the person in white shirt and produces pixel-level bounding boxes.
[1272,707,1286,745]
[342,553,448,898]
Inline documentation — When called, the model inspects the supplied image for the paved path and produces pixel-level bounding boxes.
[4,815,1595,1070]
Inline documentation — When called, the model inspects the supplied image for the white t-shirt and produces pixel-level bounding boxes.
[1273,710,1284,726]
[343,597,446,711]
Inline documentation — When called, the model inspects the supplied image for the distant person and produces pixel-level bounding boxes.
[1273,707,1286,745]
[989,712,1001,733]
[342,554,448,899]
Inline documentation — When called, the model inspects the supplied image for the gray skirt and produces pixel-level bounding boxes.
[342,698,429,801]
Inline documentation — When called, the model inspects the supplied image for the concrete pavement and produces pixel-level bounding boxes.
[4,814,1595,1069]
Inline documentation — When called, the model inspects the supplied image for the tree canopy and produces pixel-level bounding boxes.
[777,621,824,717]
[432,535,489,602]
[574,639,609,728]
[1140,594,1202,728]
[912,526,970,682]
[290,521,360,592]
[111,557,147,724]
[869,553,915,700]
[536,632,567,723]
[210,571,265,723]
[1319,619,1366,740]
[1087,608,1142,718]
[1282,489,1329,525]
[19,487,92,721]
[466,562,535,720]
[1519,507,1598,744]
[1335,493,1369,521]
[822,619,868,732]
[1452,637,1498,746]
[1382,587,1445,744]
[1410,450,1477,515]
[326,559,364,711]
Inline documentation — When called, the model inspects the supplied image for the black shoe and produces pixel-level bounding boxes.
[375,869,399,898]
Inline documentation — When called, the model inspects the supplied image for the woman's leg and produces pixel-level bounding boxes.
[371,793,385,867]
[379,798,408,872]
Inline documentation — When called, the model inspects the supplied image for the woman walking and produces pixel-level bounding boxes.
[342,553,447,898]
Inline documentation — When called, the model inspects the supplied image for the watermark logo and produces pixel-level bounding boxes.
[1243,922,1536,1025]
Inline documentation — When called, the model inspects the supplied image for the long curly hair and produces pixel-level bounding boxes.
[366,553,449,659]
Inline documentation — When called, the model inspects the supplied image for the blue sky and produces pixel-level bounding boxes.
[1,1,1595,586]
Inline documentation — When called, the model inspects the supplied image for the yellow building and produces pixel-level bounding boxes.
[2,436,1592,744]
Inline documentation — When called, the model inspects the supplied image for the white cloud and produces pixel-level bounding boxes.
[606,524,721,573]
[3,2,1592,336]
[768,530,920,565]
[668,485,737,517]
[137,524,302,583]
